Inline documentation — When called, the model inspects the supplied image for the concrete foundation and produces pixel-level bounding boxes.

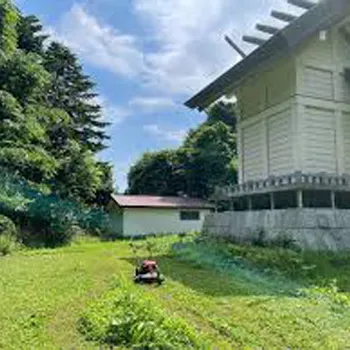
[202,209,350,251]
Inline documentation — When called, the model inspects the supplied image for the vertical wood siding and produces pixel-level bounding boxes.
[267,108,293,175]
[299,35,333,65]
[242,121,264,181]
[303,67,334,99]
[302,107,337,173]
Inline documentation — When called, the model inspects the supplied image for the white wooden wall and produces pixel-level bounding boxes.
[236,15,350,183]
[267,108,293,176]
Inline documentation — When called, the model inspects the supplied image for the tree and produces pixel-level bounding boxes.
[127,101,238,199]
[17,15,48,54]
[44,42,110,153]
[181,122,237,198]
[93,162,114,206]
[127,150,185,196]
[206,101,237,132]
[0,51,50,104]
[0,90,58,182]
[53,141,104,203]
[0,0,19,57]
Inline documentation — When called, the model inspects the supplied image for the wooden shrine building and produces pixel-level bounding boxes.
[186,0,350,212]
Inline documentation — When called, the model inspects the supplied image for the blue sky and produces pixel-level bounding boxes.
[16,0,304,191]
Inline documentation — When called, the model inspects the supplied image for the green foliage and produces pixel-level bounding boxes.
[0,214,17,237]
[54,143,104,203]
[0,2,112,210]
[44,42,110,153]
[0,233,16,255]
[17,15,47,54]
[181,121,237,197]
[206,100,237,132]
[26,196,77,247]
[79,280,207,349]
[300,280,350,310]
[0,0,19,56]
[222,242,350,292]
[0,146,58,183]
[128,150,183,196]
[0,214,17,255]
[0,238,349,348]
[127,101,238,198]
[0,52,50,104]
[0,170,110,247]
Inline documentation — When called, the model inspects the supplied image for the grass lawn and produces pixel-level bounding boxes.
[0,235,349,349]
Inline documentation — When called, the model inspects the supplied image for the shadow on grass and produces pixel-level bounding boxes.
[123,254,301,298]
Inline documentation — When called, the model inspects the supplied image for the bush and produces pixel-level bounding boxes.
[79,280,207,349]
[26,196,77,247]
[0,214,17,237]
[0,234,16,256]
[252,229,267,247]
[0,170,112,248]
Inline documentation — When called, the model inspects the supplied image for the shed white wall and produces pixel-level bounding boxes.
[122,208,211,237]
[235,16,350,183]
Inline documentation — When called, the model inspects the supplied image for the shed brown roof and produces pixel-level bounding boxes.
[111,194,214,209]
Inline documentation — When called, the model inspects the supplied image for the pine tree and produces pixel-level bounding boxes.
[44,42,110,153]
[17,15,48,54]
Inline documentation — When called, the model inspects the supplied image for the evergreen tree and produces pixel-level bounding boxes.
[0,0,113,206]
[17,15,48,54]
[44,42,110,152]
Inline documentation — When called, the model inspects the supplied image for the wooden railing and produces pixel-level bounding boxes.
[214,172,350,199]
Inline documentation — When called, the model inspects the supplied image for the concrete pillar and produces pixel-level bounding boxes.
[331,191,336,210]
[270,193,275,210]
[229,199,234,211]
[297,190,303,208]
[248,196,253,211]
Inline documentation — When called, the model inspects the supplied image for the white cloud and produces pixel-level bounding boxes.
[51,0,309,97]
[53,4,145,78]
[129,96,175,112]
[93,95,131,126]
[143,124,187,143]
[134,0,305,94]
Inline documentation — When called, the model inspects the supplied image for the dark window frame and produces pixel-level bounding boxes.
[180,211,200,221]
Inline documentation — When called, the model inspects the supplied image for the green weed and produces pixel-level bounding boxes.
[78,279,209,349]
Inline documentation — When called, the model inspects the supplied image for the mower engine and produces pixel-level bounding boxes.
[134,260,164,285]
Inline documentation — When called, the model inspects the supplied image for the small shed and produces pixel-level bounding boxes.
[108,195,215,237]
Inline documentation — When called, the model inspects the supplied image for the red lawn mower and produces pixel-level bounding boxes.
[133,260,165,285]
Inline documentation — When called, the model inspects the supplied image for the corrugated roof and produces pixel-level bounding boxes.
[185,0,350,111]
[110,194,215,209]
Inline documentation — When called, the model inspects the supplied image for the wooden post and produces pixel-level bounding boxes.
[297,190,303,208]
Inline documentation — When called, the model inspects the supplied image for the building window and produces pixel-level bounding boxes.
[180,211,200,221]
